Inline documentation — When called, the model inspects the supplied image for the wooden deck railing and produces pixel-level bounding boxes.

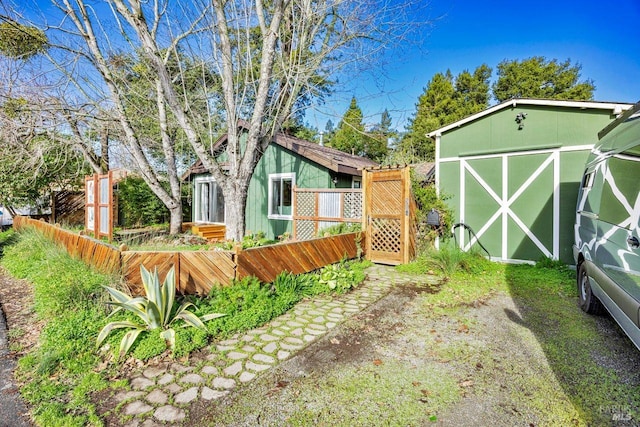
[13,216,364,295]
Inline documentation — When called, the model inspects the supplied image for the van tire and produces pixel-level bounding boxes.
[578,262,605,315]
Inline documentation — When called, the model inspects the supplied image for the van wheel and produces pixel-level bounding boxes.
[578,262,605,315]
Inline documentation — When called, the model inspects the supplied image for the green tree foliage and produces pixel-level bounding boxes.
[410,169,453,244]
[0,21,47,59]
[329,97,387,161]
[369,109,395,159]
[400,65,491,161]
[281,116,320,142]
[117,176,169,227]
[492,57,595,102]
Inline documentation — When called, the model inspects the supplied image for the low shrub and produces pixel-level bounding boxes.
[397,243,492,278]
[215,231,277,250]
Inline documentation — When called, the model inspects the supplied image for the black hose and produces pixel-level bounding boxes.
[451,222,491,258]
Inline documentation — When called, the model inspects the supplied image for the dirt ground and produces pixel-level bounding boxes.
[186,280,640,427]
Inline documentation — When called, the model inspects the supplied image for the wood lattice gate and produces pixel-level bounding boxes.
[362,166,417,265]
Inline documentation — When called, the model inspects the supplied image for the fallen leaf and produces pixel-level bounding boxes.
[459,380,474,388]
[420,389,432,397]
[373,359,383,366]
[457,323,469,333]
[330,338,340,345]
[266,380,290,396]
[412,381,421,387]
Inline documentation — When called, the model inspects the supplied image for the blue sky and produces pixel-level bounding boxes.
[307,0,640,131]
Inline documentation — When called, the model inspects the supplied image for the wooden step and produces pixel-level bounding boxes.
[190,223,226,241]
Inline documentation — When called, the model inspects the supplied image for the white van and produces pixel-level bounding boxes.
[574,101,640,350]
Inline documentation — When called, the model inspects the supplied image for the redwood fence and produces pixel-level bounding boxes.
[13,216,364,296]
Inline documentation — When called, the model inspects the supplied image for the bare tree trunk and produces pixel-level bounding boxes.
[223,178,250,241]
[99,126,109,173]
[169,204,183,235]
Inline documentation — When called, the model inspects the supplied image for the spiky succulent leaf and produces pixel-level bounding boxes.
[119,329,144,357]
[105,299,148,320]
[175,309,207,330]
[96,320,143,349]
[103,285,133,304]
[161,267,176,325]
[140,265,160,306]
[145,301,163,330]
[200,312,227,322]
[160,329,176,349]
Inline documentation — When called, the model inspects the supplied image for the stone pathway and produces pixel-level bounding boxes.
[114,265,440,426]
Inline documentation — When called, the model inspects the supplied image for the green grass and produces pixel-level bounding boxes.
[501,262,640,425]
[282,361,459,426]
[408,251,640,425]
[396,246,640,425]
[397,242,494,278]
[2,229,112,426]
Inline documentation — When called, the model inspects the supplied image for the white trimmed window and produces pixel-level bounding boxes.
[352,177,362,189]
[268,173,295,219]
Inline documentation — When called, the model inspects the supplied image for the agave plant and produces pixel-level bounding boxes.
[97,265,224,357]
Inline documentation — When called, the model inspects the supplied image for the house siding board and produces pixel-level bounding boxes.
[246,140,333,240]
[437,102,623,264]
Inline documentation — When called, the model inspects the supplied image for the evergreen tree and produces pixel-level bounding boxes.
[369,109,395,161]
[328,97,387,161]
[492,57,595,102]
[398,65,491,161]
[330,97,365,155]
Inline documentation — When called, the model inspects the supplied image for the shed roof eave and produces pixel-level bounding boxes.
[426,98,634,138]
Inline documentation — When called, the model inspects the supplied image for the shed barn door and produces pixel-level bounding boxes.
[457,149,559,261]
[363,166,416,265]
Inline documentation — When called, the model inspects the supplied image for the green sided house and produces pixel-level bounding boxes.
[184,128,378,240]
[429,99,633,264]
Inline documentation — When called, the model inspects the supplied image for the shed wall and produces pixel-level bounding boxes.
[437,105,619,264]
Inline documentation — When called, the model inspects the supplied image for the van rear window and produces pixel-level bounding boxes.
[599,146,640,228]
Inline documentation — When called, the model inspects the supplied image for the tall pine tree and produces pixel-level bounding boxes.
[329,97,385,160]
[399,65,491,161]
[492,57,594,102]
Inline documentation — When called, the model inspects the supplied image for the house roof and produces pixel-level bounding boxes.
[426,98,634,138]
[184,127,378,179]
[271,132,378,175]
[411,162,435,183]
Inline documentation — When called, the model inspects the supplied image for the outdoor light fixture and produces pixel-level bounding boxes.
[515,112,527,130]
[332,175,338,185]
